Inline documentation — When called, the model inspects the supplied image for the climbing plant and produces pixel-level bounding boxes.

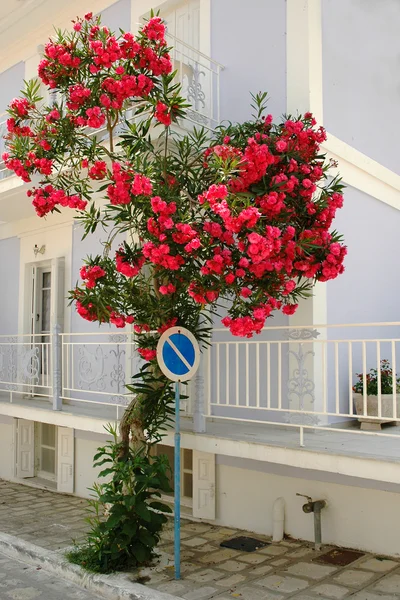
[3,11,346,572]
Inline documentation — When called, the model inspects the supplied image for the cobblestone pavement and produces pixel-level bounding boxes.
[2,480,400,599]
[0,550,101,600]
[0,481,89,551]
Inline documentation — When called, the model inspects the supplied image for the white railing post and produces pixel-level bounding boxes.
[52,324,62,411]
[193,349,209,433]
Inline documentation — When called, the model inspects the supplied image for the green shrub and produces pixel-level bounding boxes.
[67,425,172,574]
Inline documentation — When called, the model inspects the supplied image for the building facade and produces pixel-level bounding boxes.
[0,0,400,555]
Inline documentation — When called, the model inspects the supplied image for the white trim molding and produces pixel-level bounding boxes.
[286,0,323,123]
[323,133,400,211]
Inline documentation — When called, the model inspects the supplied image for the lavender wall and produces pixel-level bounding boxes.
[0,237,20,335]
[99,0,131,32]
[70,223,125,334]
[322,0,400,174]
[327,187,400,325]
[210,0,286,123]
[326,188,400,417]
[0,62,24,114]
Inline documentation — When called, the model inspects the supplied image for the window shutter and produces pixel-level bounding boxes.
[16,419,34,478]
[192,451,215,520]
[57,427,74,493]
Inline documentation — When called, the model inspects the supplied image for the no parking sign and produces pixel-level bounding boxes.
[156,327,200,580]
[156,326,200,382]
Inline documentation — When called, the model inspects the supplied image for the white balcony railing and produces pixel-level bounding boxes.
[0,38,223,181]
[0,112,12,181]
[0,332,52,399]
[208,322,400,444]
[2,322,400,447]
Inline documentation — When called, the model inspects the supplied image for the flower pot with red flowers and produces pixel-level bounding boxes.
[353,359,400,430]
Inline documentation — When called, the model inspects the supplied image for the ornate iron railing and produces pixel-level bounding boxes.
[2,323,400,446]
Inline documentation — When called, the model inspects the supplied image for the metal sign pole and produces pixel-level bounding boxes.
[156,326,200,582]
[174,379,181,580]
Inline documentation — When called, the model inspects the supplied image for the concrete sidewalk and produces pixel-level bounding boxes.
[1,479,400,600]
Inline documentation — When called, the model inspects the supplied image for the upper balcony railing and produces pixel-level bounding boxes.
[0,112,12,181]
[0,38,224,182]
[1,323,400,449]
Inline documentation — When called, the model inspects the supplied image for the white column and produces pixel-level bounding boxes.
[286,0,327,426]
[286,0,323,123]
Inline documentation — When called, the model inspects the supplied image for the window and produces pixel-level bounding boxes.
[155,444,193,504]
[15,420,74,493]
[36,423,57,481]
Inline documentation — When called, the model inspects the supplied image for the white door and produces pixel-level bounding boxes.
[28,259,65,395]
[16,419,34,478]
[193,450,215,520]
[57,427,74,493]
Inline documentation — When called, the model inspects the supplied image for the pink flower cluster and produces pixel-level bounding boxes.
[9,98,33,118]
[142,242,184,270]
[107,163,153,205]
[27,185,87,217]
[80,265,106,288]
[115,251,145,277]
[155,102,171,126]
[88,160,107,180]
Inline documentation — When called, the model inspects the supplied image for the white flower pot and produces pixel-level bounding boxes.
[353,393,400,430]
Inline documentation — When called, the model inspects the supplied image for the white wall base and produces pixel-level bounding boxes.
[215,462,400,557]
[1,418,399,556]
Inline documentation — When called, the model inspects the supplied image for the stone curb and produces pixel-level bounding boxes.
[0,532,181,600]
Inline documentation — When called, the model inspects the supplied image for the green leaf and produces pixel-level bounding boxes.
[135,502,151,522]
[131,542,149,563]
[149,501,172,513]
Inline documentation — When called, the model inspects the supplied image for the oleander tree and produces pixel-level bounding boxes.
[3,12,346,571]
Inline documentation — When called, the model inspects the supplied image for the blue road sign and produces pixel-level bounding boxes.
[156,326,201,580]
[156,326,200,382]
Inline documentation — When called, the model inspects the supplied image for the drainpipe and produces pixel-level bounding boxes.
[296,494,327,551]
[272,497,285,542]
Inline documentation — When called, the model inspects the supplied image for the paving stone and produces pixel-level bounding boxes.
[310,583,350,598]
[182,585,218,599]
[192,543,219,553]
[289,596,326,600]
[372,573,400,595]
[259,545,288,556]
[280,540,302,548]
[156,580,188,595]
[199,549,240,564]
[269,559,290,567]
[355,557,399,572]
[285,561,337,580]
[216,528,238,535]
[203,530,231,541]
[182,536,209,547]
[349,592,400,600]
[249,564,274,576]
[215,573,247,587]
[145,571,170,584]
[218,560,249,572]
[256,574,310,594]
[333,569,376,587]
[182,523,212,534]
[237,552,270,564]
[161,529,193,542]
[225,585,285,600]
[186,569,224,583]
[285,547,315,559]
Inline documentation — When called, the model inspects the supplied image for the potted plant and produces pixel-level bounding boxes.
[353,359,400,430]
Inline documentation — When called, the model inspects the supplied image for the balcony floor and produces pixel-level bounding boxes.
[0,391,122,431]
[199,418,400,463]
[1,392,400,486]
